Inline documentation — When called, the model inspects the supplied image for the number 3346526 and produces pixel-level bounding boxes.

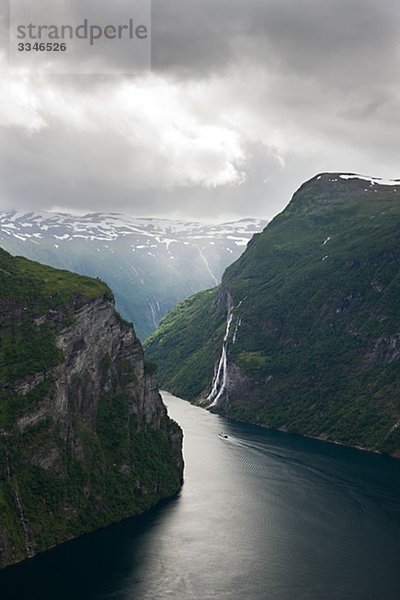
[18,42,67,52]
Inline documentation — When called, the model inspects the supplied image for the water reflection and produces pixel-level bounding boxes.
[0,392,399,600]
[1,496,181,600]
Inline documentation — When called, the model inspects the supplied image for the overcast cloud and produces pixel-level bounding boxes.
[0,0,400,221]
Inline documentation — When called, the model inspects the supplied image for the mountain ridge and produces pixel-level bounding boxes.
[0,211,267,339]
[145,173,400,456]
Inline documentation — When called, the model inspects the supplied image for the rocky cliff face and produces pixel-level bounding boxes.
[0,249,183,569]
[146,173,400,457]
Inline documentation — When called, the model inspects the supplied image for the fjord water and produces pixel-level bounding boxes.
[1,394,400,600]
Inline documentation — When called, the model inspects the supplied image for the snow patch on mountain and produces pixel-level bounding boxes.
[0,210,268,340]
[0,211,266,248]
[339,174,400,187]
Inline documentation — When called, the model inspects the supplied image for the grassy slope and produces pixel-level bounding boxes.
[0,248,110,388]
[146,289,226,399]
[0,249,111,302]
[145,174,400,455]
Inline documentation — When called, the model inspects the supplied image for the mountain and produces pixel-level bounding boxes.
[0,212,267,340]
[145,173,400,456]
[0,248,183,569]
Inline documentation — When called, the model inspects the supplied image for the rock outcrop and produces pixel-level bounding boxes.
[0,249,183,569]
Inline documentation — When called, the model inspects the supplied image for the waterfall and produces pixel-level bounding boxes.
[14,486,34,558]
[206,295,244,408]
[148,299,158,329]
[5,451,33,558]
[206,311,233,407]
[196,246,219,286]
[232,318,241,344]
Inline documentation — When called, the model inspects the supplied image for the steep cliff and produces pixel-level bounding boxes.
[0,248,183,569]
[146,173,400,456]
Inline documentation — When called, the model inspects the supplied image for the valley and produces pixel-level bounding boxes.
[146,173,400,456]
[0,212,266,340]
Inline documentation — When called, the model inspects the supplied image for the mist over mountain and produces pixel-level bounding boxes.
[0,211,267,340]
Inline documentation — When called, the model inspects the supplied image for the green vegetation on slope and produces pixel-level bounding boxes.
[0,249,111,304]
[146,289,226,399]
[145,174,400,455]
[0,248,110,428]
[0,410,181,563]
[0,248,182,568]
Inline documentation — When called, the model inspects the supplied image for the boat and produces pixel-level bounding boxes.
[218,432,229,439]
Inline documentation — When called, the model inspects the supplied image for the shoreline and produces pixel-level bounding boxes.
[163,391,400,461]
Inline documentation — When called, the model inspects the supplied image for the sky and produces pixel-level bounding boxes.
[1,0,400,222]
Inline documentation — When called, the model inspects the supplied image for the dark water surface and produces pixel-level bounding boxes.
[1,392,400,600]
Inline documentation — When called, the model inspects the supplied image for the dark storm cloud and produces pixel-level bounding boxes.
[152,0,397,81]
[1,0,400,219]
[12,0,396,85]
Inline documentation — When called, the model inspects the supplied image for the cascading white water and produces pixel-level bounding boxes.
[196,246,219,286]
[5,451,33,558]
[148,299,158,328]
[206,311,233,407]
[207,296,245,408]
[232,318,241,344]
